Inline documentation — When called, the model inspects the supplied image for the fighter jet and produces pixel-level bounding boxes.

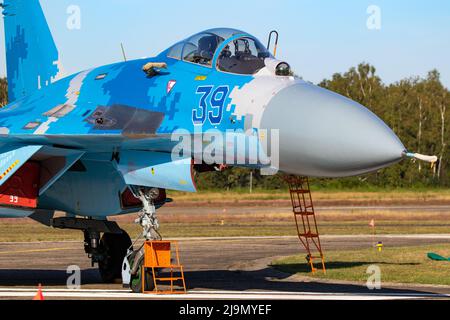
[0,0,436,292]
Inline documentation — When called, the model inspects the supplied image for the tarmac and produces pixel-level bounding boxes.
[0,234,449,300]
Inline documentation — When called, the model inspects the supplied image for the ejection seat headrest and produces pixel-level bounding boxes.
[198,35,219,60]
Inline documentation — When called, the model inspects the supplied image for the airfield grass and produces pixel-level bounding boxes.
[0,190,448,242]
[169,189,450,203]
[1,219,449,242]
[272,244,450,286]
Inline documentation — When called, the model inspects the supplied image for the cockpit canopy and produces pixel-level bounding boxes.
[166,28,272,75]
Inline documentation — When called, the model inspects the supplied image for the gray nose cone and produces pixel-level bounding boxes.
[260,82,406,177]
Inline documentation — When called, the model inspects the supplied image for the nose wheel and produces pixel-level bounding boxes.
[128,251,155,293]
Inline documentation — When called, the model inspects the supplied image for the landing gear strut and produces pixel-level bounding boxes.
[134,187,162,241]
[123,187,164,293]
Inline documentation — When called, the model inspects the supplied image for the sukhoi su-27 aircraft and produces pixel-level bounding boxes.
[0,0,437,292]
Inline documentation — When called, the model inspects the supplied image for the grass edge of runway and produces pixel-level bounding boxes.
[1,219,450,242]
[272,244,450,286]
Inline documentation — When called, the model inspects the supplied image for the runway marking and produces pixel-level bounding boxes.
[0,293,411,300]
[169,234,450,241]
[0,247,78,255]
[317,205,450,211]
[0,234,449,245]
[0,288,450,299]
[0,288,448,300]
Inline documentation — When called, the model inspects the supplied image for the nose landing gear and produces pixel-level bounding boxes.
[134,187,162,241]
[123,187,164,293]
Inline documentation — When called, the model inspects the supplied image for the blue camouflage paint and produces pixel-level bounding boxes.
[116,151,196,193]
[2,0,61,102]
[0,45,253,140]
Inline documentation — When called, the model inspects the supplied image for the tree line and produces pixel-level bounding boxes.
[197,63,449,190]
[0,63,448,190]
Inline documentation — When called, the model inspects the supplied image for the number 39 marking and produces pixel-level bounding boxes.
[192,85,229,125]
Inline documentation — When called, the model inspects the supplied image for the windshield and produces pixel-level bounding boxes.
[182,33,223,66]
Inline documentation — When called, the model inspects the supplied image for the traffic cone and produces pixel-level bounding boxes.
[33,284,45,301]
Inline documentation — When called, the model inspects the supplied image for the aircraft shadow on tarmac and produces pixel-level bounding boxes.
[183,267,429,295]
[0,265,434,296]
[271,261,421,274]
[0,269,103,286]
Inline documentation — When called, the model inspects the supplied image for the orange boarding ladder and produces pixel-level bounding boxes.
[142,240,187,294]
[285,176,326,273]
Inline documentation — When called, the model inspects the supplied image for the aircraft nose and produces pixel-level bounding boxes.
[260,82,406,177]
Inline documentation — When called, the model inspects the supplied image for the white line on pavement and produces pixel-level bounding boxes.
[0,288,448,300]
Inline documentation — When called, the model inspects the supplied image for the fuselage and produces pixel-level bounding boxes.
[0,28,406,179]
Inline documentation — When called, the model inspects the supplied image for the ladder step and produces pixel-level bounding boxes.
[299,233,319,238]
[290,190,310,194]
[155,277,184,281]
[308,256,324,260]
[294,211,315,216]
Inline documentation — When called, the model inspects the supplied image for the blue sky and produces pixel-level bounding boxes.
[0,0,449,87]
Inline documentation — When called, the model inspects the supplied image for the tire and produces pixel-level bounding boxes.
[130,258,155,293]
[98,230,132,283]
